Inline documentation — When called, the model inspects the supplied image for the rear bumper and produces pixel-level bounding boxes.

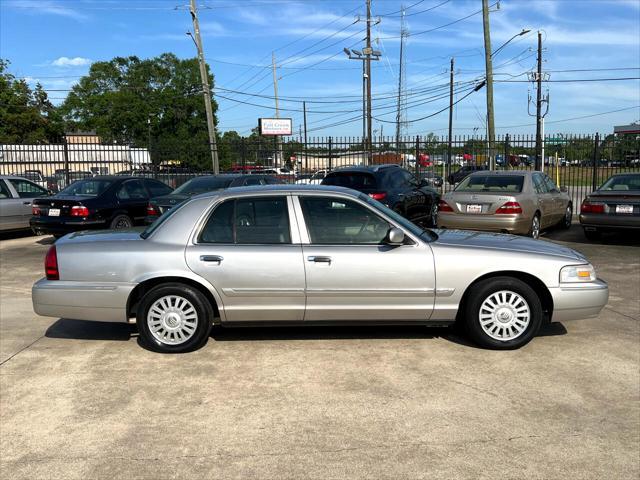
[437,213,530,234]
[29,216,107,235]
[579,213,640,230]
[32,278,135,322]
[549,279,609,322]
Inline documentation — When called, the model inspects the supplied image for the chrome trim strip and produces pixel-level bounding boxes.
[306,288,435,296]
[435,288,455,297]
[222,288,305,297]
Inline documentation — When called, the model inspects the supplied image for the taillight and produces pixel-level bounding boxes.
[581,201,605,214]
[32,205,41,215]
[495,201,523,214]
[70,206,90,217]
[45,245,59,280]
[438,200,454,212]
[368,192,387,201]
[146,202,159,216]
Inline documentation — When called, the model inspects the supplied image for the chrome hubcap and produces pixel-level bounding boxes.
[147,295,198,345]
[479,290,530,341]
[565,207,572,226]
[531,216,540,239]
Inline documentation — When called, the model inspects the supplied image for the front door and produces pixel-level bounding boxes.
[185,195,306,322]
[296,194,436,322]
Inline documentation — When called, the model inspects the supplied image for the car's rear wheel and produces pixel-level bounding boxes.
[528,213,541,239]
[584,228,601,241]
[110,214,133,229]
[560,205,572,229]
[137,283,212,353]
[463,276,542,350]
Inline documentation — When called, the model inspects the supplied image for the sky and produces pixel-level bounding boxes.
[1,0,639,138]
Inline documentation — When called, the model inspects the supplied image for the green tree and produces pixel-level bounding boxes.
[0,59,64,143]
[60,53,218,169]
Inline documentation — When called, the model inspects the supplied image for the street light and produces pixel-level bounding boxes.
[492,28,531,57]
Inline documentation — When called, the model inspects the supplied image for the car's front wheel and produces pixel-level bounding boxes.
[463,276,543,350]
[137,283,213,353]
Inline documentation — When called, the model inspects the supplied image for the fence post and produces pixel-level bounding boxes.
[504,134,510,170]
[63,137,70,186]
[591,133,600,191]
[241,138,246,170]
[328,136,333,171]
[414,135,420,177]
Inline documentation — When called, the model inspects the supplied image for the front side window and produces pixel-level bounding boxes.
[8,178,48,198]
[199,196,291,244]
[300,196,390,245]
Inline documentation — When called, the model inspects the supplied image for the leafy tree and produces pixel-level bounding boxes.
[0,59,64,143]
[60,53,218,169]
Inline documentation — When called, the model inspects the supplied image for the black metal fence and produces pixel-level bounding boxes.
[1,133,638,214]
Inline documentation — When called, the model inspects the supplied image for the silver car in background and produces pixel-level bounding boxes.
[0,175,50,232]
[437,171,572,239]
[32,185,607,353]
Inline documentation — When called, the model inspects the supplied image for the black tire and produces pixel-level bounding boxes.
[560,205,572,229]
[110,214,132,230]
[528,213,541,239]
[429,200,438,227]
[137,283,213,353]
[463,276,543,350]
[584,228,601,241]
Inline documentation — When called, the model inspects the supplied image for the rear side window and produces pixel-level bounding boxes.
[322,172,378,190]
[532,174,548,194]
[117,180,148,200]
[0,180,12,199]
[145,180,173,197]
[199,196,291,244]
[59,179,113,196]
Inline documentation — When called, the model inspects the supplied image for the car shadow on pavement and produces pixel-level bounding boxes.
[45,318,136,341]
[544,224,640,247]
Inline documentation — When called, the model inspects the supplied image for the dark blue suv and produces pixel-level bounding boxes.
[321,164,440,227]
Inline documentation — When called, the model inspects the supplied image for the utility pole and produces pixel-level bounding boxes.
[481,0,495,171]
[272,52,282,168]
[447,57,454,191]
[365,0,373,162]
[535,31,543,171]
[303,100,308,173]
[189,0,219,174]
[395,7,407,151]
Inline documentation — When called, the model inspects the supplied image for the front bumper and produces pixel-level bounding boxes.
[437,213,530,235]
[32,278,135,322]
[548,278,609,322]
[30,216,107,235]
[579,213,640,230]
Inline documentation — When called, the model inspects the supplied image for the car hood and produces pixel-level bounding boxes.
[433,229,586,261]
[58,229,144,244]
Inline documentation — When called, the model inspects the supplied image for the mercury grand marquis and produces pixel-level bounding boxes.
[32,185,609,353]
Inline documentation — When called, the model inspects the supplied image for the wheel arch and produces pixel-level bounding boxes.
[456,270,554,324]
[127,274,223,322]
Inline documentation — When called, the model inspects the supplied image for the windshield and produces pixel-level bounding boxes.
[173,176,233,196]
[455,175,524,193]
[599,174,640,191]
[359,193,436,241]
[59,179,113,196]
[323,172,378,190]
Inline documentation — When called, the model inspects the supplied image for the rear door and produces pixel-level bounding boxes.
[0,179,28,230]
[532,173,554,227]
[6,178,49,223]
[185,195,306,322]
[116,179,150,223]
[543,174,567,222]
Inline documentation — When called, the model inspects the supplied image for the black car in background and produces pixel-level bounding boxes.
[580,172,640,240]
[30,176,173,237]
[146,174,283,221]
[321,164,440,226]
[447,164,487,185]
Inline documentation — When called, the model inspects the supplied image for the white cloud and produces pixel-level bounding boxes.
[5,0,88,21]
[51,56,92,67]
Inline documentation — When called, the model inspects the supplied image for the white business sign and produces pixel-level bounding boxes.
[259,118,293,136]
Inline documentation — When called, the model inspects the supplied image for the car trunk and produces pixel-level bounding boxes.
[32,196,87,218]
[446,192,517,215]
[587,191,640,216]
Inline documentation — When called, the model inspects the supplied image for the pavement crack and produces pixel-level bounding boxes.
[603,305,639,322]
[0,334,45,367]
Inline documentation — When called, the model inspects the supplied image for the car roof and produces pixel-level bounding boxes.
[0,175,40,181]
[193,184,359,201]
[329,164,402,174]
[466,170,531,176]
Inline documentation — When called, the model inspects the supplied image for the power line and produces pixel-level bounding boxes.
[380,0,452,18]
[496,77,640,83]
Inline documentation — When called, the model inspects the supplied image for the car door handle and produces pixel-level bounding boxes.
[200,255,223,264]
[307,256,332,263]
[23,201,32,205]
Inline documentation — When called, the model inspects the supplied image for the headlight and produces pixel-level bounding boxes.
[560,264,596,283]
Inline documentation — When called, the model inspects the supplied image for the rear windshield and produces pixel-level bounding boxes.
[59,179,113,196]
[322,172,378,190]
[173,177,234,196]
[599,174,640,191]
[455,175,524,193]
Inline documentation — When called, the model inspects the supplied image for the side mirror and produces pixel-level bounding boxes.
[386,227,405,245]
[560,186,568,193]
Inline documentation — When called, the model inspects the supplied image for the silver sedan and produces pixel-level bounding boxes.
[32,185,608,353]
